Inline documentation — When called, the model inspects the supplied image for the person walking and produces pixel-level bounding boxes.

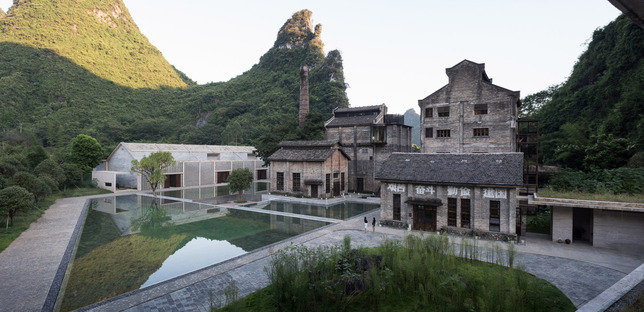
[372,217,376,232]
[364,217,368,232]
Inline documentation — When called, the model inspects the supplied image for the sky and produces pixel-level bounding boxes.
[0,1,622,114]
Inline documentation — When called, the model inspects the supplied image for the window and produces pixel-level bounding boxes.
[437,107,450,117]
[436,129,451,138]
[474,104,488,115]
[217,171,230,183]
[326,174,331,193]
[276,172,284,191]
[393,194,401,221]
[371,125,386,143]
[292,173,301,192]
[333,172,339,179]
[448,198,457,227]
[341,172,345,191]
[256,169,267,180]
[490,201,500,232]
[473,128,489,137]
[424,107,433,118]
[461,199,471,228]
[425,127,433,138]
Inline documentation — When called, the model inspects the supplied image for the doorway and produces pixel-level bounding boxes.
[573,208,593,243]
[311,185,318,198]
[333,182,341,196]
[357,178,364,193]
[164,174,181,188]
[413,204,437,232]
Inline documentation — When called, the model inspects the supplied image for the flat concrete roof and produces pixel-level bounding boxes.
[529,193,644,213]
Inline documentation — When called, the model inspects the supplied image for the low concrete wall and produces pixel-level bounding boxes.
[92,171,116,192]
[578,262,644,312]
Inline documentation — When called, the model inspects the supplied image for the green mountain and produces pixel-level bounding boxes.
[535,15,644,170]
[0,0,186,89]
[403,108,420,146]
[0,2,348,152]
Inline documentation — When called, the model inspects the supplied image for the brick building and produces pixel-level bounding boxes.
[418,60,520,153]
[324,104,412,194]
[268,140,350,198]
[376,153,523,239]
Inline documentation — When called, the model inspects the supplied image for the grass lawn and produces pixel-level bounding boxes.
[538,189,644,204]
[214,235,575,312]
[0,187,111,252]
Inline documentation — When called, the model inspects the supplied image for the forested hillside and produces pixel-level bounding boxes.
[0,2,348,155]
[529,15,644,170]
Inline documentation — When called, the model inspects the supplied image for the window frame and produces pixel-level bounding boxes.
[461,198,470,229]
[292,172,301,192]
[437,106,450,117]
[436,129,451,138]
[474,104,488,115]
[425,127,433,138]
[447,198,457,227]
[424,107,433,118]
[393,194,401,221]
[473,128,490,137]
[489,200,500,232]
[276,172,284,191]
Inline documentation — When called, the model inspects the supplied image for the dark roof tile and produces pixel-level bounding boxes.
[376,153,523,187]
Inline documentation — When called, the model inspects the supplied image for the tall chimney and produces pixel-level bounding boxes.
[299,65,309,129]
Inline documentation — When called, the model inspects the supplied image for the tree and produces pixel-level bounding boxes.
[227,168,254,201]
[60,163,83,189]
[130,151,176,199]
[11,171,51,202]
[69,134,103,175]
[0,186,34,228]
[34,158,66,185]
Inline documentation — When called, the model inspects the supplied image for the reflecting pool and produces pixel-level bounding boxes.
[255,200,379,220]
[59,193,327,311]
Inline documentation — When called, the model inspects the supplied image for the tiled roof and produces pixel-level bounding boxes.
[278,140,338,147]
[268,148,335,162]
[333,105,383,114]
[376,153,523,187]
[326,105,385,127]
[268,140,350,162]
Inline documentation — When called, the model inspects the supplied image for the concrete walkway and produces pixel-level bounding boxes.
[0,194,642,311]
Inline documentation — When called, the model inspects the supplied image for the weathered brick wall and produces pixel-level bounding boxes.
[380,181,517,235]
[419,61,519,154]
[269,149,348,197]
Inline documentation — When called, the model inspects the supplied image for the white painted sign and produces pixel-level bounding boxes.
[460,187,471,197]
[387,183,406,193]
[483,188,507,199]
[447,186,458,196]
[415,185,435,195]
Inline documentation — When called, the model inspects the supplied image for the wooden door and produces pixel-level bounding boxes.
[311,185,318,198]
[413,204,436,232]
[333,182,340,196]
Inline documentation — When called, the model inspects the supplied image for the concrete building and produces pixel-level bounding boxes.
[267,140,350,198]
[93,143,268,192]
[529,194,644,254]
[418,60,520,153]
[376,153,523,240]
[324,104,412,194]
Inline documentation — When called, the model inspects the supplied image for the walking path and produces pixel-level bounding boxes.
[0,193,642,311]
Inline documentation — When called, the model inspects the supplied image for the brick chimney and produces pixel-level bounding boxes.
[299,65,309,129]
